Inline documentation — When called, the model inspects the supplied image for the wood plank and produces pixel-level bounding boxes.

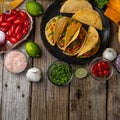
[31,0,69,120]
[69,65,107,120]
[1,1,32,120]
[107,23,120,120]
[0,55,4,120]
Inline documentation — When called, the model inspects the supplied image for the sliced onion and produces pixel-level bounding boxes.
[116,56,120,72]
[0,30,6,45]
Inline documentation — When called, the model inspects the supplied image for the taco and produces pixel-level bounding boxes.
[45,16,60,46]
[54,16,70,44]
[63,26,87,56]
[77,26,100,58]
[60,0,93,13]
[72,8,103,30]
[57,19,82,50]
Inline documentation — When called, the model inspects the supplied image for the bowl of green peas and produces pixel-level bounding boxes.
[47,60,73,86]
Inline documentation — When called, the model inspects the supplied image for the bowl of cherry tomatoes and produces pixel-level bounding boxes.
[89,57,114,81]
[0,9,33,54]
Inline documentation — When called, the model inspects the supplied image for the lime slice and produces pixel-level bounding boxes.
[26,42,41,57]
[75,67,87,79]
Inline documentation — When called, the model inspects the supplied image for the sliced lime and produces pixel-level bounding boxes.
[75,67,87,79]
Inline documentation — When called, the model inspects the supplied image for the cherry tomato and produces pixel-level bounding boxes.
[5,13,11,18]
[8,29,13,36]
[15,25,23,35]
[98,71,104,77]
[14,19,23,24]
[7,16,17,22]
[0,27,8,32]
[8,37,18,44]
[24,20,29,27]
[103,70,110,75]
[0,13,5,24]
[1,22,12,27]
[22,27,28,35]
[102,61,109,69]
[11,9,20,16]
[6,34,10,40]
[92,64,98,74]
[10,24,16,34]
[16,33,23,40]
[20,11,28,19]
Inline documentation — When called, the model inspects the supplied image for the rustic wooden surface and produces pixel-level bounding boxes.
[0,0,120,120]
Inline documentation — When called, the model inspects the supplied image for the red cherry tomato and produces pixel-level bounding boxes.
[15,24,23,35]
[92,64,98,74]
[14,19,24,24]
[22,27,28,35]
[16,33,23,40]
[103,70,110,75]
[7,16,17,22]
[20,11,28,19]
[1,22,12,27]
[0,27,8,32]
[24,20,29,27]
[98,71,104,77]
[10,24,16,34]
[102,61,109,69]
[8,37,18,44]
[0,13,5,24]
[8,29,13,36]
[11,9,20,16]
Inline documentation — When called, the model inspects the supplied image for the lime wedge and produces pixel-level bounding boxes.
[75,67,87,79]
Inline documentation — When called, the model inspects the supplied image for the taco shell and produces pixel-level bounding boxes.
[77,26,100,58]
[54,16,70,44]
[63,26,87,56]
[57,19,81,50]
[65,19,82,45]
[72,8,103,30]
[45,16,59,46]
[60,0,93,13]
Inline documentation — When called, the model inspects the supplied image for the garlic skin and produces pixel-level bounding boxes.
[102,48,117,61]
[26,67,41,82]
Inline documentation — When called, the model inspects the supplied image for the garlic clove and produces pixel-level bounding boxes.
[26,67,41,82]
[102,48,117,61]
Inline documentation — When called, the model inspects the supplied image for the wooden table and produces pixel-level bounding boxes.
[0,0,120,120]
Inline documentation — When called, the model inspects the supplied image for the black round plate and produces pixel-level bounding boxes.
[40,1,110,64]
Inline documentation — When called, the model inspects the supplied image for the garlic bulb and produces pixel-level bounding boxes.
[26,67,41,82]
[102,48,117,61]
